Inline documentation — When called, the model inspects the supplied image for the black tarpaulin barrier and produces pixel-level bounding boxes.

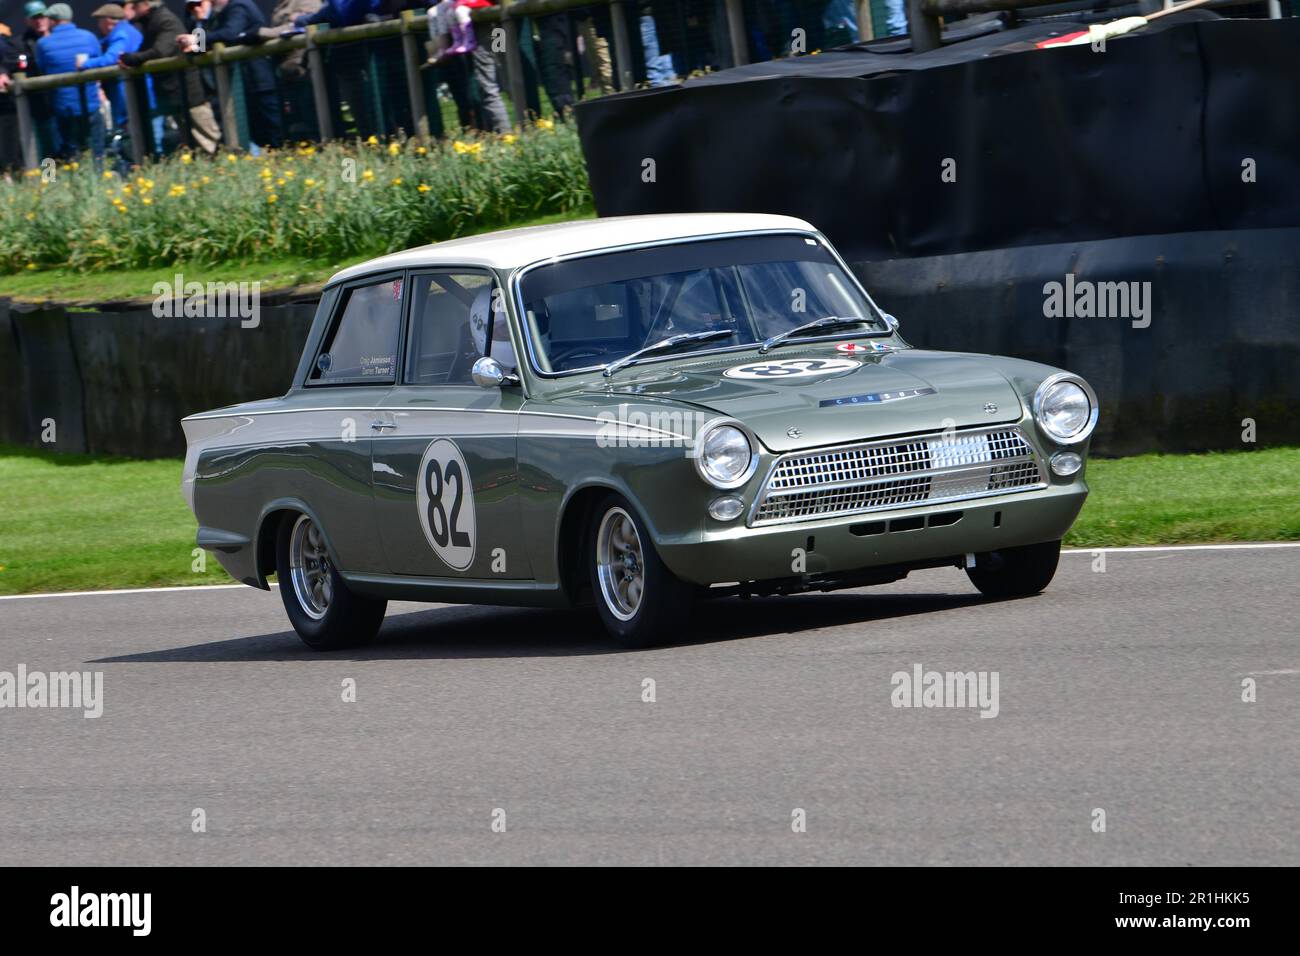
[574,15,1300,262]
[852,226,1300,455]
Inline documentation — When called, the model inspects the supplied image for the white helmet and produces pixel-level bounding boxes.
[470,285,516,368]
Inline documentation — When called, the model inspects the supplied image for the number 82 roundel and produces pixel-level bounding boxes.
[416,438,476,571]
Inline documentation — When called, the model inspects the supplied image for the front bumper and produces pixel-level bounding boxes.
[656,479,1087,586]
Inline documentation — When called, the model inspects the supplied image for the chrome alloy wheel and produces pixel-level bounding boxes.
[289,514,333,620]
[596,506,644,622]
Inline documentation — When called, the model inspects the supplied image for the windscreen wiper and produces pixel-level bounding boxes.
[602,330,736,377]
[758,316,875,354]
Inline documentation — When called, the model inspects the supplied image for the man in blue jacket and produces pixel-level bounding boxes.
[33,3,105,161]
[80,5,139,130]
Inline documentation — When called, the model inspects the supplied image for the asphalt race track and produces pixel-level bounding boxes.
[2,546,1296,866]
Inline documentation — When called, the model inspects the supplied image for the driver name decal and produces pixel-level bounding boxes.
[723,358,861,380]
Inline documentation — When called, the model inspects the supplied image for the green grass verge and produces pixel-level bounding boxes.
[0,205,595,305]
[0,445,229,595]
[1,445,1295,596]
[1064,448,1300,547]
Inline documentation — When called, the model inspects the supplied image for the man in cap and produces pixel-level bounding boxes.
[79,5,142,133]
[19,1,61,158]
[34,4,106,161]
[118,0,220,154]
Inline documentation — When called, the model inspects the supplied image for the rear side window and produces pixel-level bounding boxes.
[310,277,403,383]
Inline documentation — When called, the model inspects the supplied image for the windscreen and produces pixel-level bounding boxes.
[519,235,887,374]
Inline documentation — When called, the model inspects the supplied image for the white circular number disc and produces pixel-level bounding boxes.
[416,438,476,571]
[723,358,862,380]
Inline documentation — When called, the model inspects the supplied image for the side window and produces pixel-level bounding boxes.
[406,272,516,385]
[310,277,402,383]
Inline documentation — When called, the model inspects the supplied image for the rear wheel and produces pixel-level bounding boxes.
[965,540,1062,598]
[589,494,694,647]
[277,512,387,650]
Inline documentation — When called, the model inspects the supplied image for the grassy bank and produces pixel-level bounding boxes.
[1,445,1295,596]
[0,123,591,279]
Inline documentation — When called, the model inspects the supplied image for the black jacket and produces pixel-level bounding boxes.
[0,31,18,116]
[203,0,276,93]
[120,3,205,106]
[19,26,54,119]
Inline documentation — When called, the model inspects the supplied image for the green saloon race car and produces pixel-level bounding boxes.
[182,213,1098,650]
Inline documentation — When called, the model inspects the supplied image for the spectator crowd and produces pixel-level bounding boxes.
[1,0,906,176]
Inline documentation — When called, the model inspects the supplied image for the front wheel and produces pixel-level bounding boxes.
[589,494,694,648]
[277,512,387,650]
[965,539,1062,598]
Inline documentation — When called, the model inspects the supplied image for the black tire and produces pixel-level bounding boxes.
[588,493,694,648]
[276,512,387,650]
[965,539,1062,598]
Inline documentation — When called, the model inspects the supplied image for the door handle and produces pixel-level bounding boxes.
[369,421,396,431]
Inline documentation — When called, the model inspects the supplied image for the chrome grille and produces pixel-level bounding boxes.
[751,426,1044,525]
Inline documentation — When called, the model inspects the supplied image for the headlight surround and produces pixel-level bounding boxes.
[1033,374,1098,445]
[695,421,758,489]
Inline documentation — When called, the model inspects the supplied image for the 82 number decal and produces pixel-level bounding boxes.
[416,438,476,571]
[723,358,861,380]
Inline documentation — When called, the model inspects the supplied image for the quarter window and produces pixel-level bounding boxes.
[311,277,403,383]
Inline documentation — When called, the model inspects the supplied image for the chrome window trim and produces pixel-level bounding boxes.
[746,425,1047,528]
[181,404,688,439]
[507,229,897,380]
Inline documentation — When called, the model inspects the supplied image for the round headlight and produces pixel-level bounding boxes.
[1033,375,1098,445]
[696,423,755,489]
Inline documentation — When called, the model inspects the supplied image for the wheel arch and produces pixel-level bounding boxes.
[555,482,628,606]
[254,498,339,588]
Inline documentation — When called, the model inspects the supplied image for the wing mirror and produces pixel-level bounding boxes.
[472,356,519,389]
[883,313,900,331]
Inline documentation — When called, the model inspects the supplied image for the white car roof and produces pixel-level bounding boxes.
[327,212,818,284]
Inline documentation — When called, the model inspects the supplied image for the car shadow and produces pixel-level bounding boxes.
[92,589,994,663]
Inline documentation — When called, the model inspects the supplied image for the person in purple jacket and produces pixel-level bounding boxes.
[33,3,105,161]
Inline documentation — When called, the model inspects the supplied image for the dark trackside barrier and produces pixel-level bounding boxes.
[5,223,1299,460]
[0,295,317,459]
[854,226,1300,456]
[575,16,1300,263]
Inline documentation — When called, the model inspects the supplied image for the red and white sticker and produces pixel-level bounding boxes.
[837,341,892,354]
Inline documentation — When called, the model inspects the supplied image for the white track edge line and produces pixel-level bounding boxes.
[1061,543,1300,554]
[0,583,278,600]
